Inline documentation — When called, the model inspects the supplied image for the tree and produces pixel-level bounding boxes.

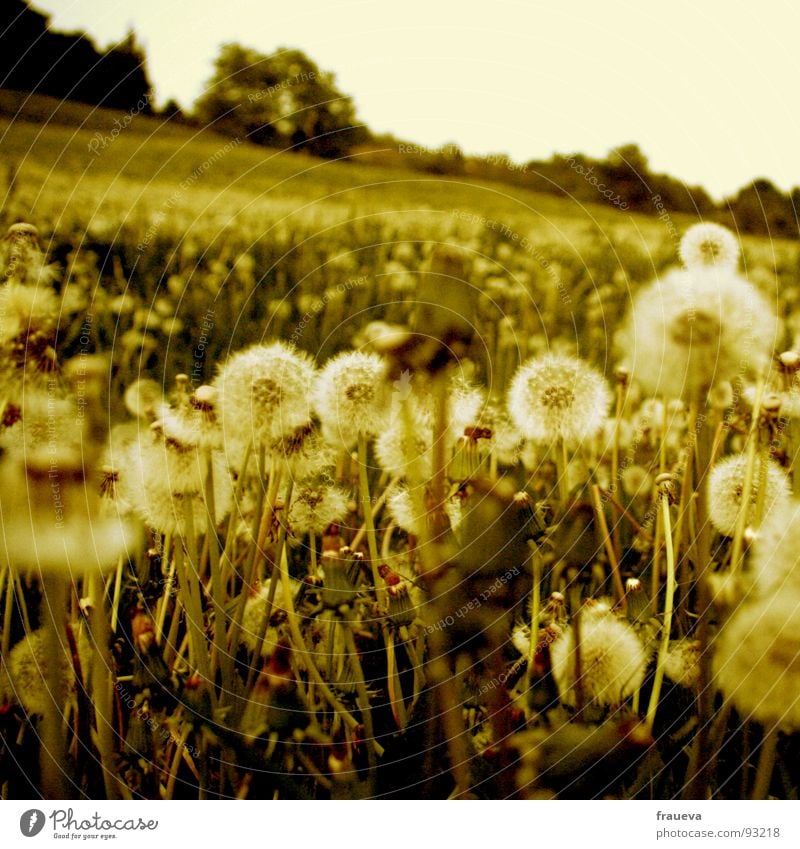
[724,179,797,237]
[0,3,151,111]
[194,44,367,158]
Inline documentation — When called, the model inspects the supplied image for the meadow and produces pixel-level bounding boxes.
[2,94,800,800]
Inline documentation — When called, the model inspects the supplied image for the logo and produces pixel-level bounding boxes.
[19,810,45,837]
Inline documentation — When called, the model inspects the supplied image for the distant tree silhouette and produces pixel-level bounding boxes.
[724,179,797,238]
[195,44,367,158]
[0,1,152,112]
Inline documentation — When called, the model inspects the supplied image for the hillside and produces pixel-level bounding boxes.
[0,90,700,249]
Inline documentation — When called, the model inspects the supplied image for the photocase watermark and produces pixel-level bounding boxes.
[247,70,316,102]
[288,275,367,345]
[19,807,158,837]
[566,156,630,210]
[137,137,243,252]
[87,94,151,156]
[19,809,46,837]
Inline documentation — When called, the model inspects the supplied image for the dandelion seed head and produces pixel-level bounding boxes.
[507,353,612,447]
[6,630,73,716]
[386,485,423,535]
[272,424,336,481]
[550,604,647,707]
[215,341,315,451]
[707,453,790,537]
[386,483,462,536]
[312,351,390,446]
[679,222,740,271]
[288,482,349,536]
[618,267,778,402]
[119,434,232,537]
[714,595,800,731]
[124,378,166,421]
[748,499,800,598]
[374,403,434,478]
[664,639,701,689]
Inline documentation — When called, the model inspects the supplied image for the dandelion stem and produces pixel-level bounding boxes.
[752,723,779,800]
[341,610,378,787]
[155,552,176,645]
[527,546,542,669]
[357,432,386,610]
[555,437,570,506]
[683,406,716,800]
[203,450,231,698]
[274,490,373,748]
[87,571,122,799]
[40,574,68,799]
[309,531,317,577]
[110,555,124,635]
[646,490,676,733]
[730,382,763,577]
[591,484,626,610]
[1,564,13,662]
[177,502,213,699]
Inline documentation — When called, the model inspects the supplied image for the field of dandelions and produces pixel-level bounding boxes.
[4,138,800,801]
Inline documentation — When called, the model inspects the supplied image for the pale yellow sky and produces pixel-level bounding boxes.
[32,0,800,199]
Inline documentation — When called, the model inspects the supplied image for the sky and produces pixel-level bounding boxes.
[32,0,800,200]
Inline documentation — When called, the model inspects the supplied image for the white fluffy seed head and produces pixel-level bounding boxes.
[312,351,391,446]
[550,603,647,707]
[618,267,779,402]
[748,499,800,598]
[215,341,316,451]
[272,426,337,482]
[679,222,740,271]
[714,595,800,731]
[287,482,349,536]
[707,453,790,537]
[507,353,612,448]
[374,403,434,478]
[124,378,167,421]
[118,433,232,537]
[0,396,139,576]
[664,640,701,689]
[385,483,463,536]
[6,630,74,716]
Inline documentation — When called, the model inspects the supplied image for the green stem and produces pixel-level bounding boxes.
[177,500,213,699]
[203,450,231,699]
[358,432,386,609]
[87,572,122,799]
[730,383,763,577]
[1,564,13,662]
[40,574,68,799]
[555,437,570,506]
[341,610,378,790]
[752,723,778,800]
[646,492,676,732]
[527,546,542,669]
[275,486,373,749]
